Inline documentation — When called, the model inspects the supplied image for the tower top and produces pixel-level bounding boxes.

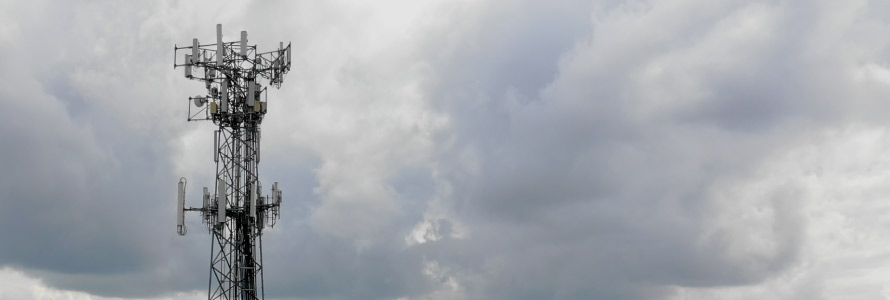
[174,24,292,124]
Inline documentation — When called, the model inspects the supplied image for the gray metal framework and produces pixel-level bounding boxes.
[174,24,291,300]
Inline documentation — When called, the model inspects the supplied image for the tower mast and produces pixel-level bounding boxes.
[174,24,291,300]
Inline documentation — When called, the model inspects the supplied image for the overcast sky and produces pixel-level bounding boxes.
[3,0,890,299]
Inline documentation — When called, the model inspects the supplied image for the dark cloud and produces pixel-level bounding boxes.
[0,1,208,297]
[406,0,890,299]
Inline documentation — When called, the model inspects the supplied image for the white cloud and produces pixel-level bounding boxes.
[670,126,890,300]
[0,267,204,300]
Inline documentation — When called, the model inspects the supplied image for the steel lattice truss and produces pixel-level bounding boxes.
[174,24,290,300]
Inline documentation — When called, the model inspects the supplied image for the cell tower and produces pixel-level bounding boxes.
[173,24,291,300]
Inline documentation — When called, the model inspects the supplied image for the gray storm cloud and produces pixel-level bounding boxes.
[402,0,890,299]
[1,0,890,300]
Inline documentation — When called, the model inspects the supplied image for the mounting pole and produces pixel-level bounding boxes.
[173,24,291,300]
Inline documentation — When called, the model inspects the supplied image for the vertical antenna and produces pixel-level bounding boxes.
[177,178,186,236]
[216,179,226,224]
[173,23,292,300]
[247,80,256,107]
[184,54,192,78]
[241,31,248,57]
[192,38,199,61]
[216,24,223,66]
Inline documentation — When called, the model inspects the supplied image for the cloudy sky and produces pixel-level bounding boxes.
[3,0,890,299]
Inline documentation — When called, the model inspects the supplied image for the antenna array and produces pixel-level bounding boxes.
[173,24,291,300]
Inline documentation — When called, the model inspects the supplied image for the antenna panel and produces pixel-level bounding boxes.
[272,182,281,205]
[247,80,256,107]
[184,54,192,78]
[240,31,248,57]
[217,179,226,223]
[177,178,186,235]
[192,38,199,61]
[213,130,219,162]
[203,187,210,209]
[216,24,223,66]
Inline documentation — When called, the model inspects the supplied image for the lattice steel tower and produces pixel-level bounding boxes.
[173,24,291,300]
